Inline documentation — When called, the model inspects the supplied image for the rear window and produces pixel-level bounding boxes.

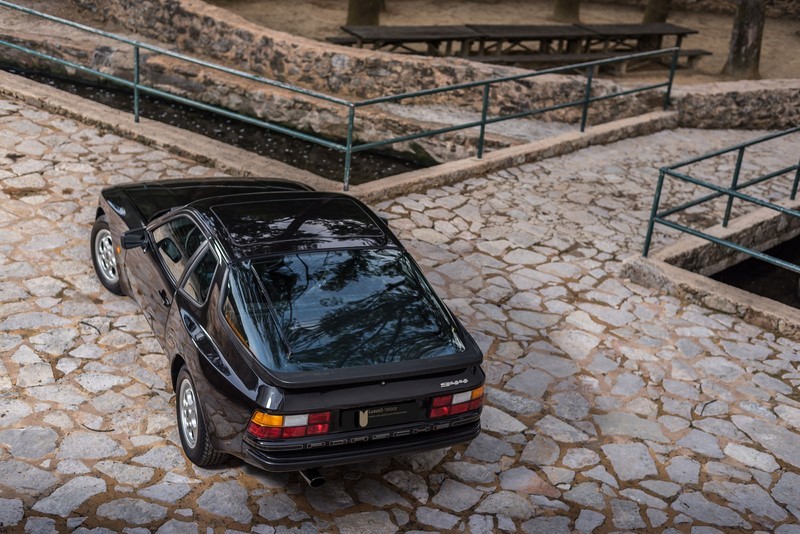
[212,197,383,246]
[225,249,464,373]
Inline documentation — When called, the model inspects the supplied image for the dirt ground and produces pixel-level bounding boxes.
[206,0,800,84]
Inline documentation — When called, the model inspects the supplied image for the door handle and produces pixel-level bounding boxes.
[158,289,171,307]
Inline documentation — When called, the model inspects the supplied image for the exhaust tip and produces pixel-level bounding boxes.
[300,468,325,488]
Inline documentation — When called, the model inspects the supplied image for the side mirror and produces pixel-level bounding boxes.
[121,228,148,250]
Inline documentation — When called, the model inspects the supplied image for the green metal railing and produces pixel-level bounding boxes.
[0,1,680,190]
[643,127,800,273]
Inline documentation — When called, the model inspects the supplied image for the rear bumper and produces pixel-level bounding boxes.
[242,412,481,472]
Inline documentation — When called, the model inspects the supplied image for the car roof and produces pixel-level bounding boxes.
[187,191,396,259]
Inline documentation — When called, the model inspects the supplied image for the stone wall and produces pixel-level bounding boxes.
[671,79,800,130]
[591,0,800,20]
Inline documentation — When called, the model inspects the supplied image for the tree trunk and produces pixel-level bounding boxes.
[347,0,380,26]
[553,0,580,23]
[640,0,671,49]
[643,0,671,23]
[722,0,766,79]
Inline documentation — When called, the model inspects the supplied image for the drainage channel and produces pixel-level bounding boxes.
[712,234,800,310]
[3,67,426,185]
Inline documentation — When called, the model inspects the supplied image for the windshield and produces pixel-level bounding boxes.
[226,249,465,373]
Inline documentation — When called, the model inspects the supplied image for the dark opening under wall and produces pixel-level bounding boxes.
[711,234,800,310]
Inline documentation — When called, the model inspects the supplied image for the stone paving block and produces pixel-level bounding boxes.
[335,511,397,534]
[601,443,657,481]
[431,479,483,512]
[593,412,668,442]
[672,492,750,528]
[31,476,105,517]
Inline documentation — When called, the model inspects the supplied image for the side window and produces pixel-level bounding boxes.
[152,217,205,284]
[223,283,249,348]
[183,249,218,304]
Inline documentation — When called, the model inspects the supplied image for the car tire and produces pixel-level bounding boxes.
[176,366,228,467]
[90,215,124,296]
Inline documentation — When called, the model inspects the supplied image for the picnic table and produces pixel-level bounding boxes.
[464,24,596,55]
[574,22,698,51]
[328,23,710,71]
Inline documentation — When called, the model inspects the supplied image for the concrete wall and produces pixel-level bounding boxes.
[1,0,676,163]
[0,35,570,162]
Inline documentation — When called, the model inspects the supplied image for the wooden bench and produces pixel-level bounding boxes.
[470,49,711,72]
[677,48,712,67]
[468,52,632,73]
[468,52,625,65]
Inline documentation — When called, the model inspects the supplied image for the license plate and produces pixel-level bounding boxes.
[343,401,421,430]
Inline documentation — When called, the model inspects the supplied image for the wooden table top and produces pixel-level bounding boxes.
[341,25,482,42]
[574,22,699,38]
[466,24,596,40]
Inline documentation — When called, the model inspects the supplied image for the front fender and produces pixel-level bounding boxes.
[97,196,134,296]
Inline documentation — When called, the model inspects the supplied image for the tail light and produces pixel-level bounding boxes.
[429,386,483,419]
[247,410,331,440]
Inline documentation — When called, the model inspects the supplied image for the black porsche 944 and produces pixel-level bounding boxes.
[90,177,484,483]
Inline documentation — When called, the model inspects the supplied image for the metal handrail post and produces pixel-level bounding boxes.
[663,47,679,110]
[580,66,594,133]
[643,169,667,257]
[791,158,800,200]
[722,147,745,227]
[133,45,140,123]
[343,105,355,192]
[477,83,490,159]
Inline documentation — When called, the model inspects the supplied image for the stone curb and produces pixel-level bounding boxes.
[623,255,800,340]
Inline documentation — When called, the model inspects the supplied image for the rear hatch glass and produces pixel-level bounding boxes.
[231,248,465,373]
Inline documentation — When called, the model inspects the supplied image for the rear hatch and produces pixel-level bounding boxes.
[225,248,484,389]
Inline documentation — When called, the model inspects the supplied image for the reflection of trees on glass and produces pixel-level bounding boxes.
[214,198,382,247]
[253,249,464,372]
[226,267,285,371]
[153,217,204,284]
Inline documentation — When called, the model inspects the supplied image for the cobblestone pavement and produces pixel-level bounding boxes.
[1,93,800,533]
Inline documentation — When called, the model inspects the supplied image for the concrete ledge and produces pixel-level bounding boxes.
[351,110,679,203]
[623,201,800,340]
[623,255,800,340]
